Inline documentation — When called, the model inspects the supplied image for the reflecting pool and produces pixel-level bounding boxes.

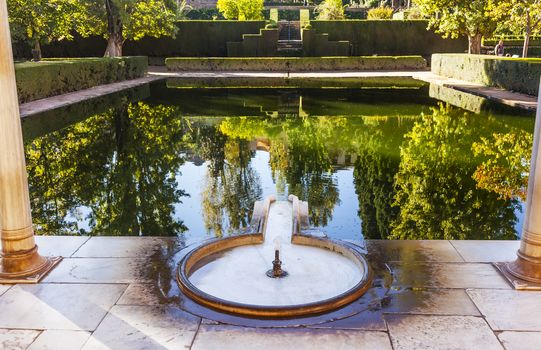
[22,82,535,242]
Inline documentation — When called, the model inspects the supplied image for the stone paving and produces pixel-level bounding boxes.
[0,236,538,349]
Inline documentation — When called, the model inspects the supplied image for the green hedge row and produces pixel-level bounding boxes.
[19,20,466,62]
[166,56,427,71]
[15,56,148,103]
[431,54,541,96]
[36,21,266,60]
[310,20,467,57]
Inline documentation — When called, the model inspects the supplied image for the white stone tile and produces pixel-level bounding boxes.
[498,331,541,350]
[467,289,541,331]
[72,237,175,258]
[28,330,90,350]
[386,315,503,350]
[44,258,151,284]
[392,263,511,289]
[192,325,392,350]
[0,285,11,296]
[0,329,40,350]
[0,284,126,331]
[35,236,90,258]
[82,305,200,350]
[384,289,481,315]
[117,284,161,306]
[450,240,520,262]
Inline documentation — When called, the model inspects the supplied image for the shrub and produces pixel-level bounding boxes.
[367,7,394,20]
[217,0,264,20]
[315,0,346,20]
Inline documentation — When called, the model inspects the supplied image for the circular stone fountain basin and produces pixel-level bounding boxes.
[177,199,372,318]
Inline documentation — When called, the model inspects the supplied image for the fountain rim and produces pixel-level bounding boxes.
[176,196,373,319]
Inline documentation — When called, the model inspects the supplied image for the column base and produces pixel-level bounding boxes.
[494,255,541,290]
[0,245,62,284]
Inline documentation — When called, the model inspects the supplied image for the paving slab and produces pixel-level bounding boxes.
[192,325,393,350]
[0,284,126,331]
[383,289,481,316]
[450,240,520,262]
[0,285,11,296]
[82,305,200,350]
[497,331,541,350]
[35,236,90,258]
[366,240,464,263]
[0,329,40,350]
[391,262,511,289]
[386,314,503,350]
[43,258,152,284]
[72,237,175,258]
[467,289,541,331]
[117,283,162,306]
[307,310,387,331]
[28,330,91,350]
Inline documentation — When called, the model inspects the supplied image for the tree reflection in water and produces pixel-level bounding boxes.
[24,91,534,240]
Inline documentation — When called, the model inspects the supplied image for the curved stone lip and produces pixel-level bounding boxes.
[176,195,373,319]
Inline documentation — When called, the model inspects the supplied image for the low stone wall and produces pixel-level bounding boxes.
[15,57,148,103]
[431,53,541,96]
[166,56,427,72]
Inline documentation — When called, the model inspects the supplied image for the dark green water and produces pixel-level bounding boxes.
[22,82,535,242]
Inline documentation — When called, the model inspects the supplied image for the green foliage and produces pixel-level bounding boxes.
[166,56,427,71]
[473,131,532,201]
[309,20,467,56]
[391,104,518,240]
[492,0,541,57]
[15,57,147,103]
[315,0,346,20]
[431,53,541,96]
[7,0,81,57]
[367,7,394,19]
[25,101,189,236]
[75,0,179,40]
[414,0,498,53]
[217,0,264,20]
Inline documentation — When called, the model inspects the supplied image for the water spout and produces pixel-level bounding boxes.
[267,237,288,278]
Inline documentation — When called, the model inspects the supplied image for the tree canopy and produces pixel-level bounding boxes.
[216,0,264,20]
[7,0,81,60]
[414,0,499,54]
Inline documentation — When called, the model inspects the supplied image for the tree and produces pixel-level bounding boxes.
[216,0,264,20]
[76,0,179,57]
[391,104,518,240]
[7,0,81,60]
[414,0,498,54]
[493,0,541,57]
[315,0,346,20]
[472,130,532,200]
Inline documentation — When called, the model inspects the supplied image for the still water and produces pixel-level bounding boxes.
[22,82,535,242]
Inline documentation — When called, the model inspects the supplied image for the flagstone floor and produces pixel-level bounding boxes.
[0,236,538,350]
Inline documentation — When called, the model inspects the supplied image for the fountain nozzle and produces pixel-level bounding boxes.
[267,238,288,278]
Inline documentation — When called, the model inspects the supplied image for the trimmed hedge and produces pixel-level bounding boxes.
[36,21,266,60]
[165,56,427,71]
[15,57,148,103]
[431,54,541,96]
[227,29,279,57]
[309,20,467,57]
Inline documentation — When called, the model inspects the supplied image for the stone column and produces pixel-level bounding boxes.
[500,79,541,289]
[0,0,60,283]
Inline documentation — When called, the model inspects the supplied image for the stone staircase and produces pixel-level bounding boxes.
[278,21,302,56]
